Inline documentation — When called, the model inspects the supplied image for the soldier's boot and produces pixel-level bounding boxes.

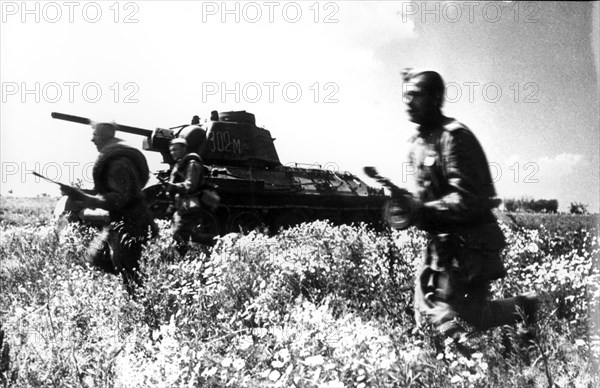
[479,292,539,330]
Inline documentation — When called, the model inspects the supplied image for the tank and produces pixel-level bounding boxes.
[52,111,389,236]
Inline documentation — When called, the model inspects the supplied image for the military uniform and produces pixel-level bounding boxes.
[409,117,535,339]
[87,138,157,292]
[168,152,205,256]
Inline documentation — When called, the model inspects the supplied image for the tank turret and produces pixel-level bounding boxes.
[203,111,280,167]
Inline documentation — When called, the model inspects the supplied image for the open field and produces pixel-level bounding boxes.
[0,196,58,227]
[0,196,599,387]
[495,211,599,234]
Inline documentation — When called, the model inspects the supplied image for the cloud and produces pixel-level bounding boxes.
[536,153,584,176]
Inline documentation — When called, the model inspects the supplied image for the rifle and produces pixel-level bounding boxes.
[363,166,416,230]
[364,166,503,227]
[31,171,77,192]
[31,171,90,202]
[363,166,412,198]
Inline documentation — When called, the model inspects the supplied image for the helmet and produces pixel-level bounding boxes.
[170,138,188,147]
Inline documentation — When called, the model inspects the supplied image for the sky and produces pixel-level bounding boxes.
[1,1,599,212]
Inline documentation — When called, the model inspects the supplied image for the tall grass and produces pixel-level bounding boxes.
[0,197,598,387]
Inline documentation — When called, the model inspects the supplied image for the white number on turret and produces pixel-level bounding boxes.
[209,131,242,155]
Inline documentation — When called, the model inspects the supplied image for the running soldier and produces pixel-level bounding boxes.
[393,69,538,345]
[165,138,206,257]
[61,122,157,293]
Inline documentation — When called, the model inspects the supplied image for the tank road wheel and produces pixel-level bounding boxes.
[190,209,221,245]
[228,210,266,234]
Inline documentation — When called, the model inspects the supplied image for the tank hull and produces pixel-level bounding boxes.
[144,163,388,236]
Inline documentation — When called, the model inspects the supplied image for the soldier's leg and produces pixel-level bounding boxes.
[414,265,470,338]
[415,243,462,331]
[186,210,216,246]
[86,227,118,274]
[107,228,143,293]
[458,281,538,330]
[479,293,538,330]
[413,264,427,327]
[172,211,192,257]
[121,242,144,294]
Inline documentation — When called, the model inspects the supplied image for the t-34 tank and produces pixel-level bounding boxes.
[52,111,388,236]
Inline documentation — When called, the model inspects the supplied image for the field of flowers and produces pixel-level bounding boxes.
[0,196,599,387]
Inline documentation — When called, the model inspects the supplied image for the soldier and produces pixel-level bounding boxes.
[61,122,157,293]
[178,115,207,155]
[395,69,538,346]
[165,138,206,257]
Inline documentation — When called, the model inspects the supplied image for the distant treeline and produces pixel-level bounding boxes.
[503,197,559,213]
[502,198,591,214]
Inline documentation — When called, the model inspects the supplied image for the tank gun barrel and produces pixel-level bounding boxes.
[50,112,90,125]
[51,112,174,164]
[51,112,153,137]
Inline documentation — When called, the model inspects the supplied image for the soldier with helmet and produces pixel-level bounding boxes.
[177,115,207,155]
[60,122,157,293]
[165,137,207,257]
[391,69,539,348]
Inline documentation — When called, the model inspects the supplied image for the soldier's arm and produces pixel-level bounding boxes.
[168,160,202,195]
[420,129,494,225]
[79,158,140,211]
